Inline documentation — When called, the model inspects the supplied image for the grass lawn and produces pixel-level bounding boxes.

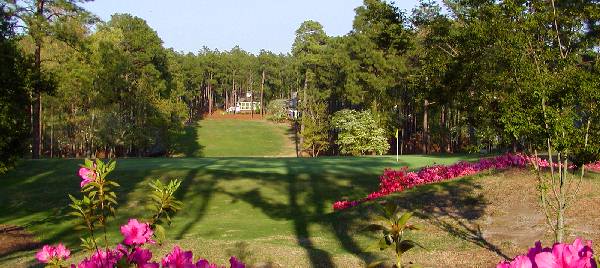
[0,155,486,267]
[171,119,296,157]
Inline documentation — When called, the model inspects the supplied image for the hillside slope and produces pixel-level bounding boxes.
[172,119,296,157]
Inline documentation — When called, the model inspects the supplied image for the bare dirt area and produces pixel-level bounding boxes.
[204,110,265,121]
[0,225,39,259]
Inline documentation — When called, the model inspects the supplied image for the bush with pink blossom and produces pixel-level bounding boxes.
[35,159,245,268]
[588,161,600,173]
[333,153,590,211]
[497,238,597,268]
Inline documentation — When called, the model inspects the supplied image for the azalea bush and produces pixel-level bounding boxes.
[333,153,585,211]
[497,238,596,268]
[265,99,288,122]
[588,161,600,173]
[36,159,245,268]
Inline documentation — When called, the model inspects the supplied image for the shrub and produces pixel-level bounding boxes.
[331,109,389,156]
[497,238,596,268]
[265,99,288,122]
[333,153,577,211]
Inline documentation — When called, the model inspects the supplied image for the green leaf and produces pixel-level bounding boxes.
[396,212,413,227]
[108,160,116,172]
[384,202,397,218]
[95,159,104,170]
[68,211,83,217]
[154,224,166,245]
[365,237,390,252]
[105,196,117,205]
[406,224,422,231]
[396,239,423,255]
[84,159,93,169]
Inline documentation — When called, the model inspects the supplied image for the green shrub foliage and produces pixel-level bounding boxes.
[331,109,390,156]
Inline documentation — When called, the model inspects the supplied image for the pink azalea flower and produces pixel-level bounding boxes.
[120,219,155,246]
[78,167,97,188]
[36,244,71,264]
[332,153,573,210]
[534,252,559,267]
[496,255,532,268]
[54,243,71,260]
[129,247,153,266]
[76,249,120,268]
[499,238,596,268]
[161,246,194,268]
[229,256,245,268]
[196,259,219,268]
[36,245,55,263]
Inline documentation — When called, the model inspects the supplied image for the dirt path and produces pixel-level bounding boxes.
[0,225,39,259]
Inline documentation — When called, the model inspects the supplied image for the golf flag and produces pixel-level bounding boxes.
[395,128,399,139]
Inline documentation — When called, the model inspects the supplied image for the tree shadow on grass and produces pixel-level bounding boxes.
[213,157,406,267]
[0,156,502,267]
[170,124,205,157]
[284,122,300,157]
[392,177,509,259]
[173,165,219,240]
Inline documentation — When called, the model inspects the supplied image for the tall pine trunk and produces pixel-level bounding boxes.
[261,70,265,117]
[250,75,254,119]
[32,39,42,159]
[300,71,308,153]
[422,99,429,154]
[208,73,213,115]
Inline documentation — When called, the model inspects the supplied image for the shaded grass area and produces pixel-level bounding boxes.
[171,119,295,157]
[0,155,475,267]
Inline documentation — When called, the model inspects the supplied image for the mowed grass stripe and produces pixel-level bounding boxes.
[172,119,295,157]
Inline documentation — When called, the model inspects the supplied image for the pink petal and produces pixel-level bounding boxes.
[534,252,559,268]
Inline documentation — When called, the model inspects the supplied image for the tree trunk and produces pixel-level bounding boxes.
[261,70,265,117]
[250,75,254,119]
[300,71,308,153]
[32,1,44,159]
[32,53,42,158]
[422,99,429,154]
[50,121,53,158]
[208,73,213,115]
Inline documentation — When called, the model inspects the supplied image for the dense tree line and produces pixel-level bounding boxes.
[0,5,29,172]
[1,0,599,164]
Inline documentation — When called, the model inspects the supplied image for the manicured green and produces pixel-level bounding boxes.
[0,155,475,266]
[172,119,295,157]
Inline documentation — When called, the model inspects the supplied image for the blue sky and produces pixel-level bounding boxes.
[83,0,431,54]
